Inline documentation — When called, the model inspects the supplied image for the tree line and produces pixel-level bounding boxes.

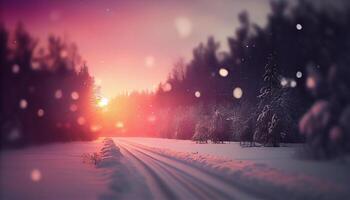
[106,0,350,158]
[0,24,99,148]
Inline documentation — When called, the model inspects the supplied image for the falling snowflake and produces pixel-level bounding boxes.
[12,64,20,74]
[306,76,316,89]
[60,50,68,58]
[90,125,101,132]
[218,68,229,77]
[280,78,288,87]
[77,116,86,125]
[175,17,192,38]
[296,71,302,78]
[54,89,63,99]
[30,169,42,182]
[290,80,297,88]
[162,82,172,92]
[233,87,243,99]
[296,24,303,30]
[70,104,78,112]
[37,109,45,117]
[194,91,201,98]
[115,121,124,128]
[71,91,79,100]
[31,61,40,70]
[19,99,28,109]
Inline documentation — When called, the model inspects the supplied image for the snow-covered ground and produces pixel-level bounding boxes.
[1,137,350,200]
[0,139,110,200]
[115,137,350,200]
[119,137,350,184]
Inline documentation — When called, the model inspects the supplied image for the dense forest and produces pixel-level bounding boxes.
[2,0,350,158]
[0,24,100,148]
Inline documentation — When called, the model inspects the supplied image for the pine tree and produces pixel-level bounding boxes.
[254,54,283,147]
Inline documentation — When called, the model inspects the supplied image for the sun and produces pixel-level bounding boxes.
[97,97,109,107]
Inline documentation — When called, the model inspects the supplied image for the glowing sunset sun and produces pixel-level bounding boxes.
[98,97,109,108]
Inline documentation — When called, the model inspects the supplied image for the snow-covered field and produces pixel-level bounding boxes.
[0,139,110,200]
[1,137,350,200]
[120,137,350,186]
[116,138,350,200]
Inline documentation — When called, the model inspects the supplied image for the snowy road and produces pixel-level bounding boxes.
[1,138,348,200]
[115,139,266,200]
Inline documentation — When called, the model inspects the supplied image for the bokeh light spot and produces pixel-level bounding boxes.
[145,56,155,68]
[37,109,45,117]
[71,91,79,100]
[280,78,288,87]
[70,104,78,112]
[162,82,172,92]
[19,99,28,109]
[54,89,63,99]
[296,24,303,30]
[290,80,297,88]
[77,116,86,125]
[31,61,40,70]
[195,91,201,98]
[12,64,20,74]
[115,121,124,128]
[60,50,68,58]
[90,125,101,132]
[296,71,303,78]
[175,17,192,38]
[306,77,316,89]
[30,169,42,182]
[219,68,229,77]
[233,87,243,99]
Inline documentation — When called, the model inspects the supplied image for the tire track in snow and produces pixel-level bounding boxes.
[116,139,262,200]
[122,140,283,200]
[118,144,178,200]
[119,141,229,200]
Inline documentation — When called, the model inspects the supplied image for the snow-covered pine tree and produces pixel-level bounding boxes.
[254,54,284,147]
[210,109,225,143]
[192,115,211,143]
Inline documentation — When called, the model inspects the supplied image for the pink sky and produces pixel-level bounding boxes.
[2,0,270,98]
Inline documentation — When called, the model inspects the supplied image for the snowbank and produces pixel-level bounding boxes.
[98,138,151,200]
[98,138,122,168]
